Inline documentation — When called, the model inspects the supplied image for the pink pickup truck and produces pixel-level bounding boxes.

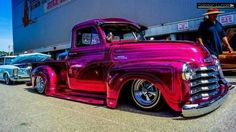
[30,18,229,117]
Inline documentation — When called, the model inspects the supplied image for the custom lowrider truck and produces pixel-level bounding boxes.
[31,18,229,117]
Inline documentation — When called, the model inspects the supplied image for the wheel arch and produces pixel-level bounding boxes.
[3,71,13,84]
[3,71,10,79]
[106,66,183,112]
[106,71,167,109]
[31,65,58,96]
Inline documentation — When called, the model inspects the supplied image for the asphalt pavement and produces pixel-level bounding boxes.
[0,72,235,132]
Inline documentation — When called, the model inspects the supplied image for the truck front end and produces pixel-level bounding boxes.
[181,55,229,117]
[85,18,229,117]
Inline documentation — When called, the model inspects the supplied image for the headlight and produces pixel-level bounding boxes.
[215,59,221,70]
[13,68,18,77]
[211,55,217,59]
[26,66,32,75]
[182,63,194,81]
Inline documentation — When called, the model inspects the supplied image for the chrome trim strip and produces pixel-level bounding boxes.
[182,92,228,117]
[190,83,220,95]
[195,65,218,72]
[190,89,220,102]
[190,71,218,80]
[190,78,218,87]
[9,76,30,82]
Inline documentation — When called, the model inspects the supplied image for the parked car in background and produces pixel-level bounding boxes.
[0,53,51,85]
[0,56,16,65]
[219,28,236,71]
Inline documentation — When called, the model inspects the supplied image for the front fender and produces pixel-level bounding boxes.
[106,62,186,111]
[3,71,11,79]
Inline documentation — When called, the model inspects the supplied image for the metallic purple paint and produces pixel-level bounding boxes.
[31,18,229,117]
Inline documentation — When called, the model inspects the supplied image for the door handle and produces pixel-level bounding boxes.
[69,52,78,56]
[71,64,82,68]
[114,56,127,60]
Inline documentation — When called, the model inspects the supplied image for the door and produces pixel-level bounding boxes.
[67,26,107,92]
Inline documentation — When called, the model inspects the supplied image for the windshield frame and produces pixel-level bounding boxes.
[100,23,146,43]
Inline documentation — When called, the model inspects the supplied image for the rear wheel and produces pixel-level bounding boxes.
[131,79,163,110]
[4,74,12,85]
[35,73,47,94]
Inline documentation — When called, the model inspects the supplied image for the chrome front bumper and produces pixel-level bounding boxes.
[182,93,228,117]
[10,76,30,82]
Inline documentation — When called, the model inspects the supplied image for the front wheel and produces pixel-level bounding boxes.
[131,79,163,110]
[4,74,12,85]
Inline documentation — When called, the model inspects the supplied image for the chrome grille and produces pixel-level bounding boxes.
[189,65,221,102]
[27,68,31,75]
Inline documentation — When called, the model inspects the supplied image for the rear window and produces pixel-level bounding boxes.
[76,27,100,47]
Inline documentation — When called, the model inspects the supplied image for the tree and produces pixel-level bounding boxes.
[0,51,10,56]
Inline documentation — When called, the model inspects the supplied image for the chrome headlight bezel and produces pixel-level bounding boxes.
[182,63,194,81]
[211,55,217,59]
[13,68,18,77]
[26,66,32,75]
[215,59,221,70]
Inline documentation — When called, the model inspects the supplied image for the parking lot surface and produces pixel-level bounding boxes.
[0,72,236,132]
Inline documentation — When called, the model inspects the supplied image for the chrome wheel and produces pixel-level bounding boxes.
[35,76,46,94]
[4,74,12,85]
[131,79,161,109]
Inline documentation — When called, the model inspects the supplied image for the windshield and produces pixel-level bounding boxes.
[5,57,15,65]
[10,54,50,65]
[101,23,145,42]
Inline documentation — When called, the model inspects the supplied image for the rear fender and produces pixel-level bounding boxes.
[31,65,58,96]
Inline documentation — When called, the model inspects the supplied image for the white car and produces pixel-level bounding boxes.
[0,53,51,85]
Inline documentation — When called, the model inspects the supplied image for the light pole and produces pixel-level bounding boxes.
[8,45,11,55]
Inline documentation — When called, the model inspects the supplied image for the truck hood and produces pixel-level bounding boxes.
[111,40,211,64]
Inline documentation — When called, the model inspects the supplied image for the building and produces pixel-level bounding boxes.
[12,0,236,57]
[146,11,236,41]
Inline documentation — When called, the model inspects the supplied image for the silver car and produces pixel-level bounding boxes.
[0,53,51,85]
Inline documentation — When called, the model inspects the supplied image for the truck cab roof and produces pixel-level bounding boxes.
[72,18,144,30]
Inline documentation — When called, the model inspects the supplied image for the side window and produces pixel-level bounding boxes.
[76,27,101,47]
[123,32,136,40]
[0,58,3,65]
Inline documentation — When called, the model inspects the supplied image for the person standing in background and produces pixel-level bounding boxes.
[197,8,235,89]
[197,8,233,56]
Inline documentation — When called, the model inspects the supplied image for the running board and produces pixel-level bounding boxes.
[53,90,106,105]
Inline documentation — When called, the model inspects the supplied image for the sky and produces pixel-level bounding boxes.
[0,0,13,52]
